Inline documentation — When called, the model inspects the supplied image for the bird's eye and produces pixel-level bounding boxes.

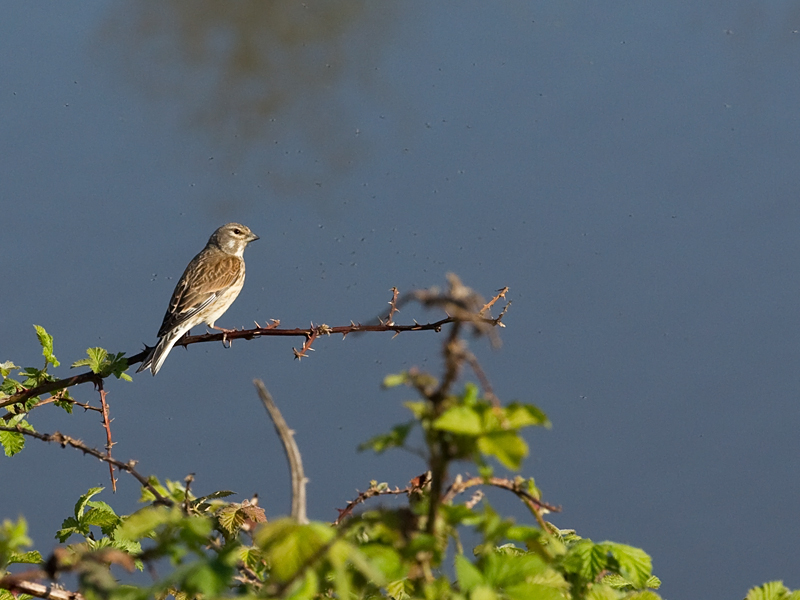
[233,228,242,235]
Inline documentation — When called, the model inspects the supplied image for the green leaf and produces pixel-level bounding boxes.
[254,519,335,583]
[116,506,175,541]
[0,416,34,457]
[506,582,566,600]
[602,542,652,589]
[476,431,528,470]
[585,583,622,600]
[562,539,607,582]
[56,517,83,543]
[84,504,121,535]
[503,403,550,429]
[181,560,233,597]
[385,578,413,600]
[0,361,18,378]
[71,348,131,381]
[7,550,43,565]
[358,422,415,453]
[433,406,483,435]
[383,373,408,388]
[285,569,319,600]
[360,544,406,581]
[471,585,499,600]
[71,347,107,372]
[454,554,485,592]
[0,517,32,569]
[74,487,105,520]
[746,581,795,600]
[404,401,430,420]
[217,505,246,535]
[33,325,59,368]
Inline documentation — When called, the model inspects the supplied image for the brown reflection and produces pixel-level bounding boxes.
[99,1,396,205]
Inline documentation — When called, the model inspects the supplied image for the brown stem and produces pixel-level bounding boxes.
[96,380,116,492]
[254,380,308,524]
[0,425,171,505]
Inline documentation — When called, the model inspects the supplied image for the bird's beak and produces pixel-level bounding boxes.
[250,233,260,242]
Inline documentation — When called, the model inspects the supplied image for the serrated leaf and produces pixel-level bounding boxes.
[0,417,33,457]
[385,578,412,600]
[746,581,793,600]
[217,505,246,535]
[56,517,82,542]
[33,325,59,367]
[645,575,661,589]
[111,537,142,558]
[71,347,107,372]
[562,539,607,582]
[7,550,43,565]
[84,506,121,535]
[0,361,18,378]
[74,487,104,519]
[602,542,652,589]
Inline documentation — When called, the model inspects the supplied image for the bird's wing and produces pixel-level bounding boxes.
[157,252,243,336]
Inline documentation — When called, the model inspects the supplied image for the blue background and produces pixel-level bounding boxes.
[3,2,800,597]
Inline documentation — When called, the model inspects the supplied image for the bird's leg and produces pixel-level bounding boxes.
[210,324,236,348]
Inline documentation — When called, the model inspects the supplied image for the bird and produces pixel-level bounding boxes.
[137,223,259,375]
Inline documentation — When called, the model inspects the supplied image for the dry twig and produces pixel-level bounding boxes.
[254,379,308,524]
[0,425,171,505]
[0,570,83,600]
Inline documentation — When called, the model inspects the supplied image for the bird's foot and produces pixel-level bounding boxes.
[210,324,236,348]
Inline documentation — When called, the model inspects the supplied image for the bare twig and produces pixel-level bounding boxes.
[384,287,400,325]
[0,570,83,600]
[95,380,116,492]
[0,372,101,410]
[253,380,308,524]
[334,482,412,526]
[480,286,509,316]
[463,349,500,406]
[0,426,171,505]
[2,395,102,422]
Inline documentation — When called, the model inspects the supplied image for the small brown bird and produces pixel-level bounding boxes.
[137,223,259,375]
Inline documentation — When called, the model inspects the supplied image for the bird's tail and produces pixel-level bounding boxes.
[136,329,186,376]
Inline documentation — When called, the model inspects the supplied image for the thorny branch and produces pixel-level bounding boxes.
[334,472,559,528]
[96,379,117,492]
[0,284,509,410]
[442,474,561,530]
[0,425,171,505]
[2,393,103,422]
[333,473,431,526]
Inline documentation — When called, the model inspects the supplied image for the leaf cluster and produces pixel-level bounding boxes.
[1,284,794,599]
